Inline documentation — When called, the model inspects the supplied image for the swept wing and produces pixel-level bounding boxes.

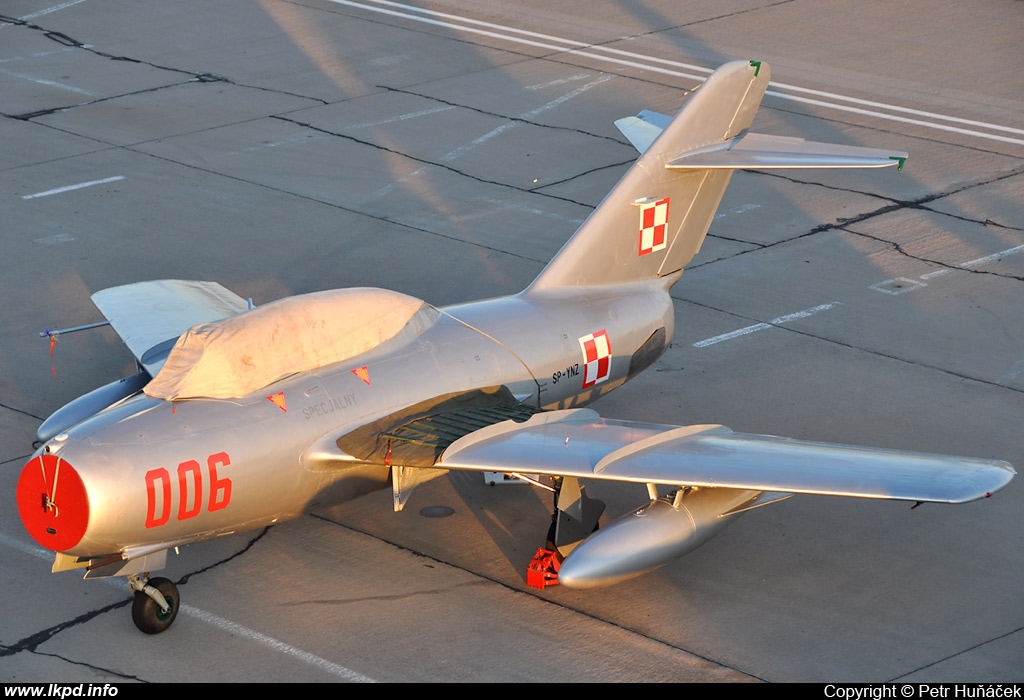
[91,280,249,375]
[439,409,1014,504]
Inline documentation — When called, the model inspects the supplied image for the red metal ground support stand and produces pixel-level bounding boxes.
[526,548,560,589]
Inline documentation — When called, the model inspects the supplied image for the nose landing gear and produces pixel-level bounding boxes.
[128,573,179,634]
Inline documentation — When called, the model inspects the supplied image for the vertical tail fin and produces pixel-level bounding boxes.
[525,60,905,294]
[526,60,769,293]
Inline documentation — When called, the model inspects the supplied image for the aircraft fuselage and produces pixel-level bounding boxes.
[19,283,674,562]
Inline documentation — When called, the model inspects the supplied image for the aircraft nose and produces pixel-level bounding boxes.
[16,451,90,552]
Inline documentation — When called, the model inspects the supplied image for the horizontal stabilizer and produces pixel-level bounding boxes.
[668,132,907,170]
[613,110,672,154]
[440,410,1015,504]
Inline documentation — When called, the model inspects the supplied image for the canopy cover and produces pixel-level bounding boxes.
[145,287,435,400]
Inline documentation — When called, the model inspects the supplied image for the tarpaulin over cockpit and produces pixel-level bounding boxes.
[145,288,437,400]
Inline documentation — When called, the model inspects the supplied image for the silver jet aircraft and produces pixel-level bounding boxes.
[17,60,1015,634]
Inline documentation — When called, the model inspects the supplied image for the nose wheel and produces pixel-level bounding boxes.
[128,574,179,634]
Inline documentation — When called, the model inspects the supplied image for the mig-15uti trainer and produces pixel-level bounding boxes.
[17,60,1014,634]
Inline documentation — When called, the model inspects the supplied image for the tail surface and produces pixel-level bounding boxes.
[525,60,905,294]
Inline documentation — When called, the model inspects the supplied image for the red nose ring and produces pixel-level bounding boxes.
[17,453,89,552]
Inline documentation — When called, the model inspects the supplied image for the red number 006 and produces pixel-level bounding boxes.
[144,452,232,528]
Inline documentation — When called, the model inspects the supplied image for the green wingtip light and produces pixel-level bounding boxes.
[749,60,762,76]
[890,156,907,171]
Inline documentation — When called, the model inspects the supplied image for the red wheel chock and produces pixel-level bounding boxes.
[526,548,560,589]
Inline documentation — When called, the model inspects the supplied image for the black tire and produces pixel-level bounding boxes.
[132,577,178,634]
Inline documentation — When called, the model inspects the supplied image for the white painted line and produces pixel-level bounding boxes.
[365,75,610,200]
[355,0,1024,142]
[1002,358,1024,383]
[771,302,841,324]
[519,75,612,119]
[694,302,839,348]
[22,175,124,199]
[0,532,50,559]
[767,83,1024,137]
[871,244,1024,294]
[526,74,591,90]
[239,133,331,154]
[455,198,584,226]
[326,0,704,83]
[960,243,1024,268]
[442,121,516,163]
[763,90,1024,147]
[0,0,90,29]
[714,203,760,220]
[441,75,611,163]
[329,0,1023,146]
[0,48,77,64]
[19,0,90,21]
[0,68,96,96]
[0,530,373,682]
[34,232,77,245]
[182,605,377,682]
[347,105,454,130]
[693,322,771,348]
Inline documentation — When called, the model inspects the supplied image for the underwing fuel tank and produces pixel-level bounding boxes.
[558,488,764,588]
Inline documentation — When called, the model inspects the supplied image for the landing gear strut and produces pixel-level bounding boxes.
[527,476,604,589]
[128,573,179,634]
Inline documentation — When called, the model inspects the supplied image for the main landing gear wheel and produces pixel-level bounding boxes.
[130,576,179,634]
